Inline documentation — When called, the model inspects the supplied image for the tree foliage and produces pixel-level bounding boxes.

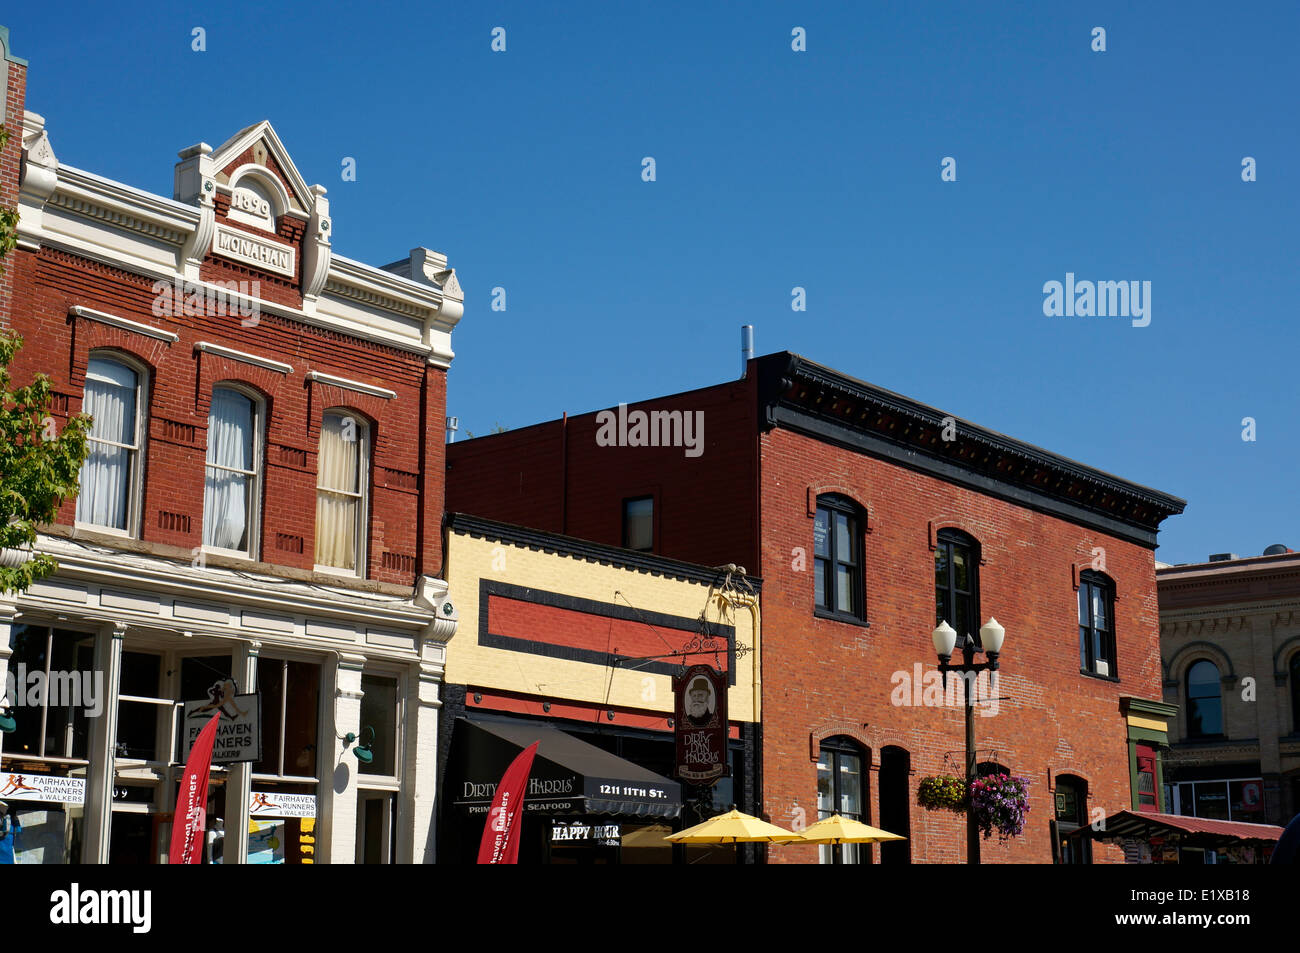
[0,124,93,593]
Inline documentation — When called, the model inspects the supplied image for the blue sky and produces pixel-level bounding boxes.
[5,1,1297,564]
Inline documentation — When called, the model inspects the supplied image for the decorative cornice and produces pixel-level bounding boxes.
[20,121,459,366]
[194,341,292,374]
[756,353,1185,547]
[19,534,441,659]
[70,305,178,343]
[446,512,764,591]
[305,370,396,399]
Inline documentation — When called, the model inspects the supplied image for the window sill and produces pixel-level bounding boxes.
[814,608,870,629]
[202,544,258,562]
[1079,668,1121,683]
[74,521,136,540]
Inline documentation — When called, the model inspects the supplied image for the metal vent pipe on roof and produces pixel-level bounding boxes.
[740,325,754,378]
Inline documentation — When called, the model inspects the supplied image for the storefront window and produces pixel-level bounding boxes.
[359,674,398,777]
[250,657,321,864]
[116,651,165,762]
[2,625,94,864]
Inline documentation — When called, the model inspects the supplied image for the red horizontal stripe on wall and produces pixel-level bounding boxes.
[487,595,731,671]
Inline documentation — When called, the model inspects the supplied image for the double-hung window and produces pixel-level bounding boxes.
[1078,571,1116,677]
[203,386,261,556]
[315,411,368,573]
[76,355,145,533]
[935,530,979,645]
[1186,660,1223,738]
[814,495,863,621]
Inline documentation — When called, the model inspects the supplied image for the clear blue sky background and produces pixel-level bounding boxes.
[5,1,1297,565]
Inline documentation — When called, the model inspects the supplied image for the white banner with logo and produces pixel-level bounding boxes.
[0,772,86,805]
[249,792,316,819]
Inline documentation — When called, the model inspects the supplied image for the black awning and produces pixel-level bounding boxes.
[450,716,682,819]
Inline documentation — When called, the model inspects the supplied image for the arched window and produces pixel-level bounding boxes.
[315,411,370,574]
[977,760,1009,779]
[935,529,980,645]
[203,385,262,556]
[76,353,147,533]
[816,736,867,864]
[814,495,864,621]
[1053,775,1091,864]
[1186,660,1223,738]
[1078,570,1117,677]
[1290,653,1300,734]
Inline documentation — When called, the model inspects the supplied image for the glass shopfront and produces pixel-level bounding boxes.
[1,624,94,864]
[442,714,745,865]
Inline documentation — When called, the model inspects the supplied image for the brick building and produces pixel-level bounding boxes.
[438,513,761,863]
[0,29,462,863]
[447,347,1187,863]
[1158,547,1300,832]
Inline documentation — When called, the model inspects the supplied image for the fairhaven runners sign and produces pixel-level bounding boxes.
[181,679,262,764]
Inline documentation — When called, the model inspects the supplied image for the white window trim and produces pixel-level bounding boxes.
[75,351,149,538]
[201,383,265,562]
[314,410,370,577]
[194,341,292,375]
[306,370,396,400]
[70,305,179,343]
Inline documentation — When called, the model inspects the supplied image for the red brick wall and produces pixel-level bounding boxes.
[0,50,27,331]
[447,377,761,570]
[5,243,445,583]
[758,426,1154,863]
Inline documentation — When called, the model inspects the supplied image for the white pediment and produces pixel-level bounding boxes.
[207,120,315,218]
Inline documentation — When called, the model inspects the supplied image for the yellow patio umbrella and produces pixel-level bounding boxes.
[793,814,907,844]
[665,808,801,844]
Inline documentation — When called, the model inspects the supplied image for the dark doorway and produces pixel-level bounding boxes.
[879,746,911,864]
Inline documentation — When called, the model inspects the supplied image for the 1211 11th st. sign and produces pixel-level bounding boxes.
[673,665,728,784]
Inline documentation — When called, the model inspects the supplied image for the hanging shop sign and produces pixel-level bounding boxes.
[551,820,621,847]
[249,792,317,819]
[181,679,262,764]
[0,772,86,805]
[673,664,728,785]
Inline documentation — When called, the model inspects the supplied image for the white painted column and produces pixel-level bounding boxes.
[0,597,17,763]
[82,620,125,863]
[226,639,260,865]
[409,641,446,864]
[321,651,365,864]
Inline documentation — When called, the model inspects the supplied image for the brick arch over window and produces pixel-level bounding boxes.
[808,722,873,762]
[1272,636,1300,682]
[195,353,287,418]
[1163,641,1235,684]
[806,484,872,532]
[927,519,989,565]
[69,312,172,383]
[305,380,387,445]
[71,339,159,393]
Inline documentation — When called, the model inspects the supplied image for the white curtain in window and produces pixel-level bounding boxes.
[204,389,254,550]
[75,358,138,529]
[315,414,361,569]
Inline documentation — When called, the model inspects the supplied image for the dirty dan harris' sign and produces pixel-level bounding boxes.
[181,679,262,764]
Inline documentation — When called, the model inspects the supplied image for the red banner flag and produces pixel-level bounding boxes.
[169,710,221,865]
[476,741,539,864]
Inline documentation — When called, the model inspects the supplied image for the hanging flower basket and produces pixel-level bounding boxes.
[917,775,968,813]
[968,773,1031,840]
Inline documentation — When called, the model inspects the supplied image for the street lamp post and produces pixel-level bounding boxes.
[931,617,1006,865]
